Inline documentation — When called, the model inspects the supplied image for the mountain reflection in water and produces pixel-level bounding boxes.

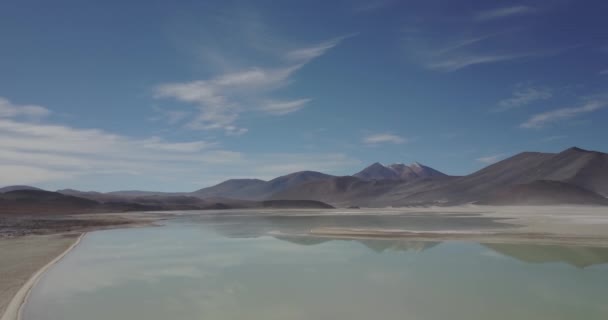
[197,215,608,267]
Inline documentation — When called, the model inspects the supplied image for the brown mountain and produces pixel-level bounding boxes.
[0,190,161,214]
[270,175,455,207]
[477,180,608,206]
[0,185,43,193]
[5,146,606,209]
[272,147,608,207]
[354,162,447,181]
[192,171,334,200]
[396,147,608,205]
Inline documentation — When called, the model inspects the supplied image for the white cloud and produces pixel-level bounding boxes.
[433,34,498,56]
[427,53,526,72]
[0,97,50,119]
[403,31,550,72]
[285,35,354,62]
[260,99,311,115]
[402,14,574,72]
[0,98,360,189]
[521,100,606,129]
[0,165,73,185]
[141,138,217,153]
[363,133,407,145]
[165,110,190,125]
[494,85,552,111]
[156,36,350,134]
[599,69,608,75]
[475,6,536,22]
[476,154,505,164]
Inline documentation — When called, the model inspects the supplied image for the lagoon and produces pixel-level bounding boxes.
[23,213,608,320]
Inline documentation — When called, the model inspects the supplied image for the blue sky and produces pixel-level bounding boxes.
[1,0,607,191]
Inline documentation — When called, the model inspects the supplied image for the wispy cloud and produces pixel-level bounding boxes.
[260,98,311,115]
[476,154,506,164]
[403,29,570,72]
[427,53,526,72]
[156,36,349,134]
[0,97,359,188]
[0,97,50,119]
[285,34,355,62]
[521,100,606,129]
[401,4,573,73]
[363,133,407,145]
[0,119,235,185]
[494,85,552,112]
[475,5,536,22]
[433,34,499,56]
[599,69,608,75]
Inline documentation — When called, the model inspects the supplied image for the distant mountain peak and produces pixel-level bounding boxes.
[566,146,587,152]
[562,146,604,155]
[354,162,446,181]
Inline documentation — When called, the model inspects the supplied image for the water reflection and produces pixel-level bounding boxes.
[197,215,608,267]
[23,216,608,320]
[190,212,511,237]
[274,234,439,253]
[483,243,608,268]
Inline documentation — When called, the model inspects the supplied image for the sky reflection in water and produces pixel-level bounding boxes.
[24,215,608,320]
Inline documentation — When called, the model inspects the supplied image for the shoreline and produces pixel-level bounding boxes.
[0,233,86,320]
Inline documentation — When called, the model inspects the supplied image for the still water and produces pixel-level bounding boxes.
[23,214,608,320]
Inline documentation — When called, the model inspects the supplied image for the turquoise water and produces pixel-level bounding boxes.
[23,216,608,320]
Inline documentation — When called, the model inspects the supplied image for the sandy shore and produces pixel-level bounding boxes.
[0,211,162,320]
[0,233,82,320]
[305,205,608,247]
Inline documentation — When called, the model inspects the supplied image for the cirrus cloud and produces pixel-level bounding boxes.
[0,97,360,190]
[363,133,407,145]
[494,85,553,112]
[155,36,351,135]
[520,100,606,129]
[475,6,536,22]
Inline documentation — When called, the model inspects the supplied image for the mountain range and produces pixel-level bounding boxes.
[1,147,607,212]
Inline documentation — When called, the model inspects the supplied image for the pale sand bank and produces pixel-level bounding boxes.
[0,233,83,320]
[306,205,608,246]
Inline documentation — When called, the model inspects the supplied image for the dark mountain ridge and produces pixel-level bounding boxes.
[272,147,608,207]
[192,171,334,200]
[3,147,606,209]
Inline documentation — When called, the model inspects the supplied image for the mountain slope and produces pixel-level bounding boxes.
[192,171,334,200]
[191,179,267,199]
[270,175,455,207]
[354,163,400,180]
[396,147,608,205]
[272,147,608,207]
[477,180,608,206]
[0,190,150,214]
[0,185,43,193]
[354,162,447,181]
